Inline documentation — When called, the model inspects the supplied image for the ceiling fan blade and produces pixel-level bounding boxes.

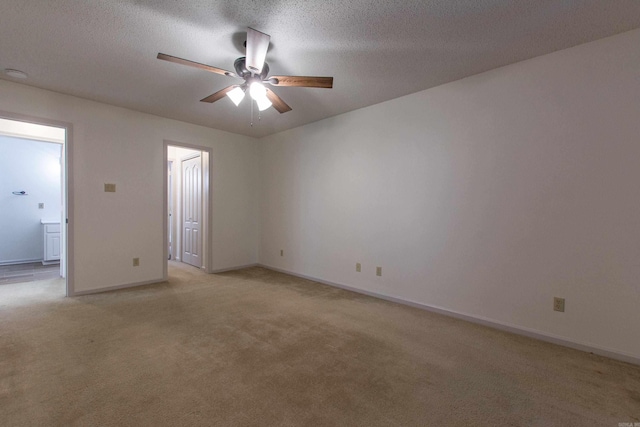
[200,85,237,103]
[265,89,292,113]
[245,27,270,74]
[267,76,333,88]
[157,53,236,77]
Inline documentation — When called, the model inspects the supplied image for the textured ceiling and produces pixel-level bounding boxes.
[1,1,639,138]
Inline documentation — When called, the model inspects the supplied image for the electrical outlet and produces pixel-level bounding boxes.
[376,266,382,277]
[104,183,116,192]
[133,258,140,267]
[38,203,44,209]
[280,249,283,257]
[553,297,565,312]
[356,263,361,272]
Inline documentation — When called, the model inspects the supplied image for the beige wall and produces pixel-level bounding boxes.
[0,80,259,293]
[259,29,640,360]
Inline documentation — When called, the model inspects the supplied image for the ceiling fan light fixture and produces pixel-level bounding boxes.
[249,81,272,111]
[157,27,332,118]
[249,81,266,101]
[255,96,272,111]
[226,86,246,106]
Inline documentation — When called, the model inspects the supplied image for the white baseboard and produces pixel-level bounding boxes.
[0,258,41,266]
[210,263,259,274]
[258,264,640,366]
[70,262,260,296]
[70,278,166,296]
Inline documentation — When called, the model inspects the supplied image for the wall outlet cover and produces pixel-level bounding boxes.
[376,266,382,277]
[38,203,44,209]
[133,258,140,267]
[356,263,361,272]
[553,297,565,312]
[104,183,116,192]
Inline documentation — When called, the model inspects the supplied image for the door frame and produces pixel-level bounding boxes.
[163,140,212,280]
[167,160,173,261]
[0,110,74,296]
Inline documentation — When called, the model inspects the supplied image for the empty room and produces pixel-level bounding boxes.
[1,1,639,425]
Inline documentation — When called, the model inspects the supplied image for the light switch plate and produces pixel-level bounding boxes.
[376,266,382,276]
[38,203,44,209]
[104,183,116,192]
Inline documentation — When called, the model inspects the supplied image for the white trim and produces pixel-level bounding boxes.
[70,278,165,296]
[0,258,42,266]
[70,264,255,295]
[210,263,259,274]
[0,110,74,297]
[258,264,640,366]
[163,144,169,281]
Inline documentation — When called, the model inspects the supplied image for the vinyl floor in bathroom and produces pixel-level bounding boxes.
[0,262,60,285]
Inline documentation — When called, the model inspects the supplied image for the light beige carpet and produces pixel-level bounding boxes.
[1,262,638,426]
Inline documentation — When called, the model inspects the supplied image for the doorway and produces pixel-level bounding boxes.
[164,141,211,278]
[0,114,72,295]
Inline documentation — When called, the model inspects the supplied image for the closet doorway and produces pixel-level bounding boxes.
[164,141,211,278]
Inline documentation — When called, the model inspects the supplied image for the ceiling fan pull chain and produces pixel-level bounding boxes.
[250,98,254,127]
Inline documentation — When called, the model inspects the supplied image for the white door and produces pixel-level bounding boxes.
[182,154,202,267]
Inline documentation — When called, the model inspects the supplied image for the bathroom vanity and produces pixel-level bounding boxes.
[41,220,61,265]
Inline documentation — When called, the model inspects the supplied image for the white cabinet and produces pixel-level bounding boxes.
[42,221,61,265]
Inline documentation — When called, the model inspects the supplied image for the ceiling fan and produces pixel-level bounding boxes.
[157,27,333,114]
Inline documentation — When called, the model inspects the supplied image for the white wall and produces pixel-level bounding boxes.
[259,29,640,360]
[0,136,62,263]
[0,80,259,293]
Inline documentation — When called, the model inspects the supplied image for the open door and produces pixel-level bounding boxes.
[181,154,202,267]
[164,142,210,278]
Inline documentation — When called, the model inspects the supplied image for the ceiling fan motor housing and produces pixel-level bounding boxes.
[234,57,269,80]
